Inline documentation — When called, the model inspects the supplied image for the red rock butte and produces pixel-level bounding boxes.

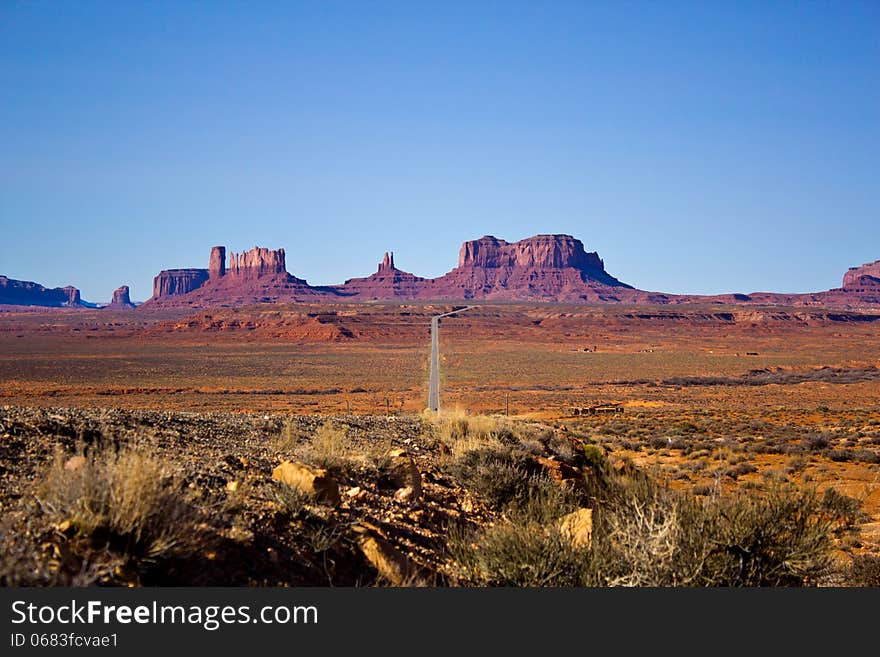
[3,234,879,309]
[135,235,880,309]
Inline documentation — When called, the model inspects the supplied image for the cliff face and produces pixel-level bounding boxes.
[843,261,880,290]
[0,276,84,308]
[447,234,629,293]
[227,247,287,279]
[152,269,210,299]
[458,234,608,273]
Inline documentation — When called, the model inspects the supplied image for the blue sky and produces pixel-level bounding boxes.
[1,1,878,302]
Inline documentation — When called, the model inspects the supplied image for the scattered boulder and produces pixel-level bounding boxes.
[352,523,416,585]
[559,508,593,548]
[272,461,340,506]
[535,456,587,492]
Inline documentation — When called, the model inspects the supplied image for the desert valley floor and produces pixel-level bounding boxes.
[1,302,879,585]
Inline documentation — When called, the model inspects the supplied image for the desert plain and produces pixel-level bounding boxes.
[1,301,879,586]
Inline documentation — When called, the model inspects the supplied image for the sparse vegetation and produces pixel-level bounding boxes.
[38,443,200,571]
[0,403,876,587]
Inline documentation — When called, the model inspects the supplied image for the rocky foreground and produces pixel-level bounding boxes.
[1,406,877,587]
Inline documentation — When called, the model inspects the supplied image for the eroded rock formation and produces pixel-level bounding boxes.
[843,261,880,290]
[139,235,880,309]
[0,276,84,308]
[227,247,286,279]
[152,269,210,299]
[108,285,135,309]
[209,246,226,279]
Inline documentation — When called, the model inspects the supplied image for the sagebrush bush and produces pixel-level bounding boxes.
[820,488,864,529]
[39,445,198,563]
[593,480,833,586]
[442,447,543,510]
[448,481,589,586]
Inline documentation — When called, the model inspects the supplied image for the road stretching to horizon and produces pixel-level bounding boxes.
[428,306,474,412]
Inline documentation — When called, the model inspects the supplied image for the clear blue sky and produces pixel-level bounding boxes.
[1,1,878,302]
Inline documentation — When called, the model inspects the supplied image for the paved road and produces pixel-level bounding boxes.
[428,306,473,412]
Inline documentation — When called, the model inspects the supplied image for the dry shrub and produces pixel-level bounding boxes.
[593,479,833,587]
[39,445,198,563]
[443,448,542,510]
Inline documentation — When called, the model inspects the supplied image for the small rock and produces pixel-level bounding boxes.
[226,480,239,493]
[559,508,593,548]
[64,455,86,472]
[346,486,365,501]
[394,486,416,503]
[272,461,340,506]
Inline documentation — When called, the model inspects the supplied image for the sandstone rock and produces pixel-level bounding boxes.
[352,523,416,585]
[559,508,593,548]
[227,246,287,279]
[63,286,81,306]
[393,486,417,503]
[378,251,395,274]
[535,456,587,491]
[843,260,880,289]
[108,285,135,309]
[272,461,340,505]
[209,246,226,279]
[382,449,422,502]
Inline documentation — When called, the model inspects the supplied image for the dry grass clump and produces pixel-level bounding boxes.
[38,444,198,563]
[422,408,521,457]
[298,421,353,471]
[291,421,391,476]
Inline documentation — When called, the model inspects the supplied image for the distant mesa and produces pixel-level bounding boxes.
[0,275,84,308]
[431,234,632,301]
